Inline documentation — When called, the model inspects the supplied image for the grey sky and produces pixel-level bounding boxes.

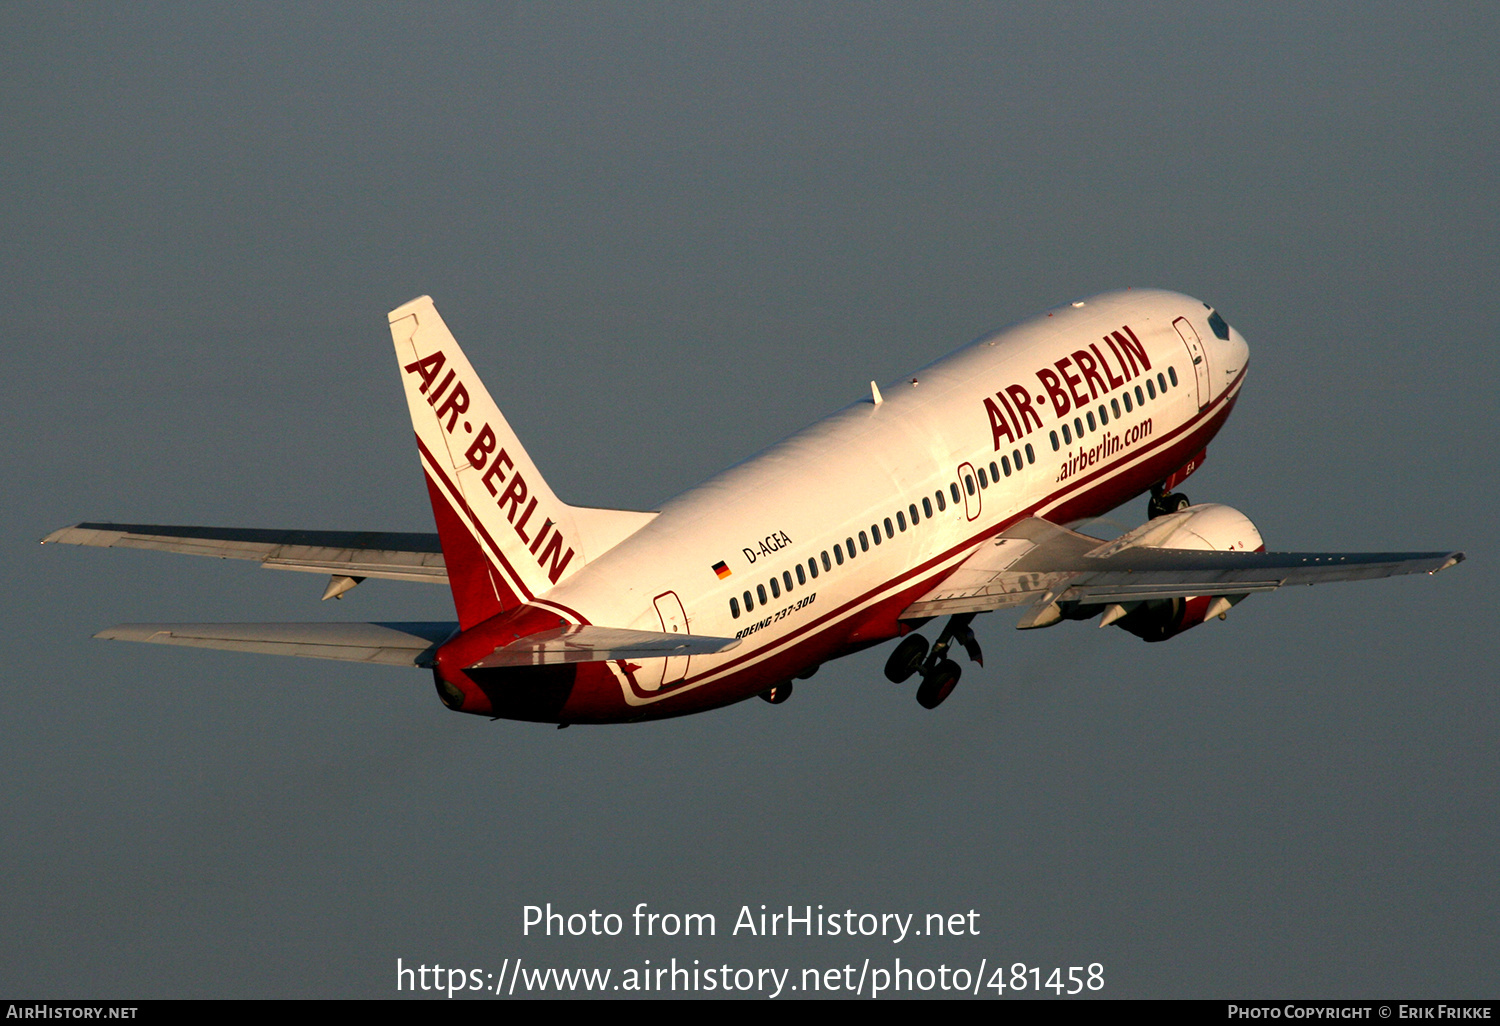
[3,3,1496,997]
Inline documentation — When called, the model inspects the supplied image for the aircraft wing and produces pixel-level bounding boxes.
[92,621,739,669]
[903,517,1465,622]
[94,622,458,667]
[42,523,449,585]
[468,625,741,669]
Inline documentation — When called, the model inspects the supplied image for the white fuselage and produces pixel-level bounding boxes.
[534,289,1248,712]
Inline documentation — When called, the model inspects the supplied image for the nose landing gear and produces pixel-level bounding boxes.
[1147,488,1190,519]
[889,614,983,709]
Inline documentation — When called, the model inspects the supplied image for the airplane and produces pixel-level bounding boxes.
[44,289,1464,724]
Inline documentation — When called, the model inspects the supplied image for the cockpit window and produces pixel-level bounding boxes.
[1208,310,1231,341]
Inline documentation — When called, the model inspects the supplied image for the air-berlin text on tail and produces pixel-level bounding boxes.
[984,324,1152,450]
[405,350,575,584]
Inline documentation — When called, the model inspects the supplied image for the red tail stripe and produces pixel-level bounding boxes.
[416,434,536,604]
[415,435,593,627]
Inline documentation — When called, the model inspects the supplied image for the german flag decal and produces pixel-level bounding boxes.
[712,560,731,580]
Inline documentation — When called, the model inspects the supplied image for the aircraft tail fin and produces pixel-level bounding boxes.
[388,297,655,629]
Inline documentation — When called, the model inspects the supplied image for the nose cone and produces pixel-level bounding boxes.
[1220,324,1249,384]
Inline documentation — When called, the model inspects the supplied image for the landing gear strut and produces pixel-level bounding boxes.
[1148,488,1190,519]
[895,614,983,709]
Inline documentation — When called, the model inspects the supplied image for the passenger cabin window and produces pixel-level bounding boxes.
[770,577,780,599]
[1111,398,1121,418]
[1097,405,1107,426]
[884,517,894,538]
[758,584,768,604]
[1087,411,1096,432]
[964,475,975,496]
[1135,385,1145,405]
[821,551,831,571]
[1001,455,1011,477]
[1157,372,1167,392]
[1123,392,1133,412]
[935,491,946,512]
[899,510,909,530]
[744,590,755,611]
[846,537,857,558]
[859,530,869,552]
[871,524,882,545]
[796,564,806,585]
[1025,443,1034,464]
[922,497,933,518]
[1015,447,1024,468]
[1169,366,1179,387]
[1146,379,1156,399]
[834,546,844,566]
[1061,424,1071,444]
[783,570,793,592]
[809,557,820,578]
[1074,417,1084,438]
[950,483,961,503]
[977,467,988,488]
[730,596,740,619]
[989,461,999,482]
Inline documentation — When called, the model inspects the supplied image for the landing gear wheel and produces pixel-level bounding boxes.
[884,634,929,683]
[759,682,793,704]
[1148,491,1190,519]
[915,659,962,709]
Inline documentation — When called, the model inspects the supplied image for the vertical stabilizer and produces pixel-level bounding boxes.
[390,297,595,626]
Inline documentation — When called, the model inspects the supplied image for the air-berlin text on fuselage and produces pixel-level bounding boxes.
[984,324,1152,451]
[1056,419,1153,482]
[404,350,575,585]
[743,531,793,564]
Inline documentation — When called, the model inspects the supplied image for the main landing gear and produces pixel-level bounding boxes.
[884,614,984,709]
[1147,488,1190,520]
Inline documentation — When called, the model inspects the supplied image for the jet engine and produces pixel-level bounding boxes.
[1081,504,1264,642]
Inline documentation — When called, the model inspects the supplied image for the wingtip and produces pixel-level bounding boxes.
[40,524,78,545]
[93,624,165,642]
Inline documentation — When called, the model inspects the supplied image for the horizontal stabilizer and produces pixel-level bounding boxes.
[44,523,450,584]
[469,625,740,669]
[94,622,458,667]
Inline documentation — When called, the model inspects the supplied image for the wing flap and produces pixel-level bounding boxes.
[43,523,449,584]
[94,621,457,667]
[469,625,741,669]
[903,516,1464,621]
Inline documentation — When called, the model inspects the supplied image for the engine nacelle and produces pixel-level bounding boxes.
[1094,504,1263,643]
